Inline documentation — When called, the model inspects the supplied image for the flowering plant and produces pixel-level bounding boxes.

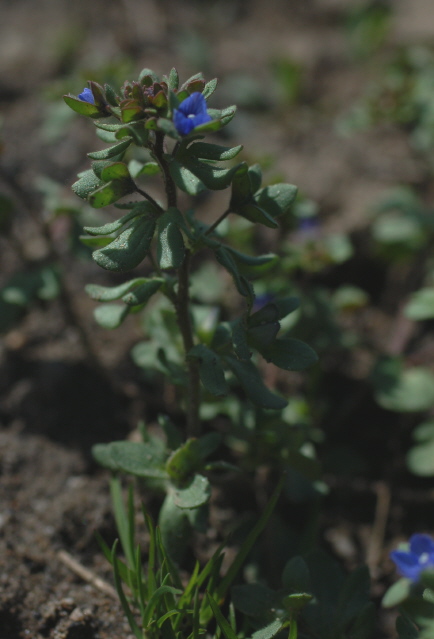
[383,534,434,637]
[390,534,434,583]
[64,68,377,639]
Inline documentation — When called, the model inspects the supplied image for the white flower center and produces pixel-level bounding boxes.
[419,552,430,565]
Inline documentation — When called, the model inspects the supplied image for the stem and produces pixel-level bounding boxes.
[152,132,201,437]
[177,250,201,437]
[204,207,232,236]
[153,132,177,208]
[134,184,163,212]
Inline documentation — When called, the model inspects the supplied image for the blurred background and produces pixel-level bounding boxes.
[2,1,434,637]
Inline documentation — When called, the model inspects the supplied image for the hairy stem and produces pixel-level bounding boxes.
[153,132,201,437]
[177,250,201,437]
[134,184,163,212]
[204,207,232,236]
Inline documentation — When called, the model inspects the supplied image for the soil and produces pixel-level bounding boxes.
[1,1,434,637]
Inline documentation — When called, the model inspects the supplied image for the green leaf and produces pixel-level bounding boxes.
[94,303,130,329]
[420,571,434,590]
[182,157,242,191]
[63,94,103,118]
[375,367,434,412]
[255,183,298,218]
[249,164,262,192]
[128,160,160,177]
[283,593,313,616]
[157,117,180,139]
[158,491,191,563]
[71,169,103,200]
[168,157,205,195]
[187,142,243,161]
[79,235,114,248]
[202,78,218,99]
[382,579,412,608]
[94,130,116,147]
[231,583,279,618]
[207,105,237,126]
[138,68,159,84]
[115,122,149,146]
[396,614,419,639]
[165,439,201,482]
[282,556,311,593]
[111,540,142,639]
[207,594,239,639]
[87,137,132,160]
[91,160,115,179]
[237,203,278,228]
[407,431,434,476]
[225,247,277,268]
[252,620,285,639]
[247,322,280,351]
[92,215,156,272]
[100,162,131,181]
[104,83,119,106]
[122,278,163,306]
[83,205,152,235]
[88,179,136,208]
[92,443,120,470]
[174,474,211,508]
[230,163,253,207]
[260,338,318,371]
[405,288,434,320]
[216,475,286,601]
[94,120,128,132]
[168,67,179,90]
[224,355,287,410]
[197,432,222,459]
[157,208,186,270]
[275,297,300,319]
[214,246,254,309]
[188,344,229,396]
[109,441,167,478]
[335,566,371,630]
[231,318,251,361]
[248,303,279,327]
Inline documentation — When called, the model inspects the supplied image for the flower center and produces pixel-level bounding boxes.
[419,552,430,565]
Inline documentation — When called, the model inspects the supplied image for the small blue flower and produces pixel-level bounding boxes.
[174,92,212,136]
[390,534,434,582]
[298,216,319,234]
[78,87,95,104]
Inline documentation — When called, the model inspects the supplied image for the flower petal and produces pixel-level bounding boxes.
[410,534,434,557]
[191,112,212,128]
[173,111,194,136]
[390,550,422,581]
[179,92,207,116]
[78,87,95,104]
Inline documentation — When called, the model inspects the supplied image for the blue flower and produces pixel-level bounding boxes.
[174,92,212,135]
[390,534,434,582]
[78,87,95,104]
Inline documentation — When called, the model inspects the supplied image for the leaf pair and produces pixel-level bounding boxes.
[72,160,135,208]
[230,163,298,228]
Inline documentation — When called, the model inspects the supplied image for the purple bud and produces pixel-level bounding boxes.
[78,88,95,104]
